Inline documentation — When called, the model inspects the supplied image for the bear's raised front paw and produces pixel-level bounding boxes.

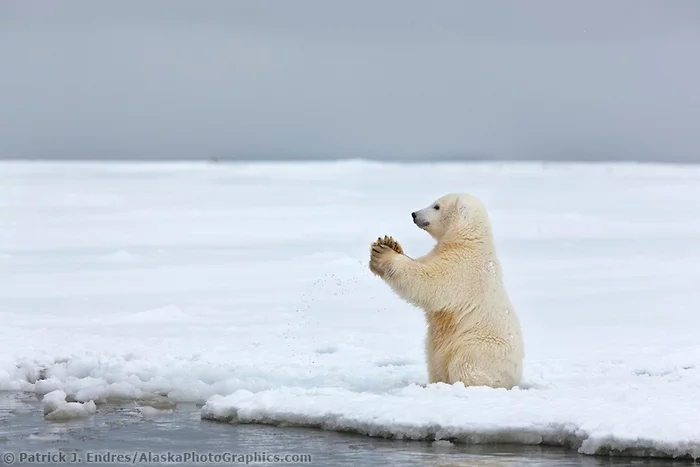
[372,235,403,254]
[369,235,402,277]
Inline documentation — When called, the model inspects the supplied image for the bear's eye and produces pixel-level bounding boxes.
[433,204,440,211]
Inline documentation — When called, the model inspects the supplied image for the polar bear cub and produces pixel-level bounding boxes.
[369,193,524,389]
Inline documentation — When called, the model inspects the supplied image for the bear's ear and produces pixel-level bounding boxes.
[455,197,469,219]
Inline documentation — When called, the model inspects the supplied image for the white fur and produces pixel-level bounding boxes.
[369,193,524,389]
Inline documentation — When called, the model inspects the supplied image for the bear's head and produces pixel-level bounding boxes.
[411,193,491,242]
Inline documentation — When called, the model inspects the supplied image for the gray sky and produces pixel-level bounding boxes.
[1,0,699,162]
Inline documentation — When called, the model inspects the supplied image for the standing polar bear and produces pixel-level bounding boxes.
[369,193,524,389]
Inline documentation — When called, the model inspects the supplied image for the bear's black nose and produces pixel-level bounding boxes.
[411,212,417,219]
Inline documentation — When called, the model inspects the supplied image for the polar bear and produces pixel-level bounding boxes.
[369,193,524,389]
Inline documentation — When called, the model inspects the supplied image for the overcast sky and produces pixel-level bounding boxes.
[1,1,699,162]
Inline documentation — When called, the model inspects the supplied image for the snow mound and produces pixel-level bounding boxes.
[0,368,20,391]
[42,390,97,420]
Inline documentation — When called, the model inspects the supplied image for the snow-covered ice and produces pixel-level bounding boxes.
[42,389,97,420]
[2,161,700,459]
[137,405,174,419]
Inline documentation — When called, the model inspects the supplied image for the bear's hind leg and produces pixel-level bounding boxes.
[425,345,449,384]
[446,360,515,389]
[426,358,441,384]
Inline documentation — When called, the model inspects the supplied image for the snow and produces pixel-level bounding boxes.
[98,249,140,263]
[2,161,700,459]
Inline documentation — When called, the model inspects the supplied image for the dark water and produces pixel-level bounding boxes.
[0,392,694,466]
